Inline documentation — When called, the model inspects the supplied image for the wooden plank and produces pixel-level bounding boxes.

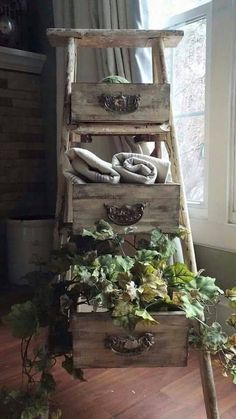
[71,122,169,136]
[47,29,184,48]
[71,83,170,124]
[72,183,180,234]
[72,311,189,368]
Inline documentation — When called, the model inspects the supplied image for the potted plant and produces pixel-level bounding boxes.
[1,220,236,417]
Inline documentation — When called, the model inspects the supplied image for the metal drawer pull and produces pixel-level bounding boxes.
[104,333,155,356]
[104,203,146,226]
[98,93,140,113]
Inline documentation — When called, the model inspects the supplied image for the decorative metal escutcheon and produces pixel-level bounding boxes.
[104,333,155,356]
[104,203,146,226]
[98,93,141,113]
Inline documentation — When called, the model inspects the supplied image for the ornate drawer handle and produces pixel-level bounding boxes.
[104,333,155,356]
[98,93,141,113]
[104,203,146,226]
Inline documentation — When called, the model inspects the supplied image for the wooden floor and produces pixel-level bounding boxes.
[0,325,235,419]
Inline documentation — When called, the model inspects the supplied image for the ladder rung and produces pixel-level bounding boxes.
[47,29,184,48]
[69,123,170,136]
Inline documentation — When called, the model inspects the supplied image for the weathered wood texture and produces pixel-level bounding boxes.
[71,122,169,136]
[54,37,77,248]
[71,83,170,124]
[72,183,180,234]
[72,312,189,368]
[47,29,184,48]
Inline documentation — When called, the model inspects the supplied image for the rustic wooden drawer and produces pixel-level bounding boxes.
[71,83,170,124]
[72,183,180,234]
[72,312,189,368]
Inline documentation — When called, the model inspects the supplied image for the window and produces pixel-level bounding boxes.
[166,18,207,204]
[146,0,236,251]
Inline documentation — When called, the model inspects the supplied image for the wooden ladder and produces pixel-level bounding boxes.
[47,28,219,419]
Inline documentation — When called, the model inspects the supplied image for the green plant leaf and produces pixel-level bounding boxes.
[134,309,158,324]
[225,287,236,308]
[2,301,39,338]
[164,263,195,285]
[180,294,204,319]
[82,219,116,241]
[227,314,236,328]
[135,249,159,264]
[62,356,86,381]
[112,300,133,317]
[40,372,56,394]
[201,322,228,353]
[183,276,223,301]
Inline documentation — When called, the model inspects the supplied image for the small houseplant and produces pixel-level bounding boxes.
[1,220,236,417]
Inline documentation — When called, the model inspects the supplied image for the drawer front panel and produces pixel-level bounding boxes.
[71,83,170,124]
[72,184,180,234]
[72,312,189,368]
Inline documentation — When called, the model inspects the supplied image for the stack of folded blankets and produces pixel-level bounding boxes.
[64,148,170,185]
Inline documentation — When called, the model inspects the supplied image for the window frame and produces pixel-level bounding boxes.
[159,0,236,251]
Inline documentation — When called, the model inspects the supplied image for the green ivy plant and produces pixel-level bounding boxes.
[1,220,236,418]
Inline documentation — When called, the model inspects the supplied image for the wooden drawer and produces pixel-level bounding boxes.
[72,183,180,234]
[71,83,170,124]
[72,312,189,368]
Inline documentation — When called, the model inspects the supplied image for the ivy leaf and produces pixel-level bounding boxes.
[131,261,155,280]
[117,272,133,289]
[201,322,228,353]
[34,347,53,372]
[180,294,204,319]
[164,263,195,285]
[82,219,115,241]
[134,309,159,324]
[112,300,133,317]
[2,301,39,338]
[225,287,236,308]
[62,356,86,381]
[183,276,223,301]
[40,372,56,394]
[227,314,236,328]
[135,249,159,264]
[138,275,167,302]
[230,366,236,384]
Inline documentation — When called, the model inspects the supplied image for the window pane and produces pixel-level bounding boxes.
[153,0,210,26]
[167,19,206,203]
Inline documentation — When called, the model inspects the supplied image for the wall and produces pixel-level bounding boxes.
[195,245,236,290]
[28,0,57,215]
[0,1,57,289]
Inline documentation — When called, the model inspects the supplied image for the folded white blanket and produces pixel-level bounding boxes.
[112,153,170,184]
[64,148,120,184]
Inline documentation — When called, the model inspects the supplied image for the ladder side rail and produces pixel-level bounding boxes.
[152,38,196,273]
[54,37,77,248]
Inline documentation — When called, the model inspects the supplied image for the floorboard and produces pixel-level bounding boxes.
[0,325,235,418]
